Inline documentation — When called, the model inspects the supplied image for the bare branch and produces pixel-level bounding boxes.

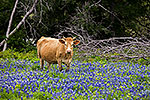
[9,0,38,37]
[98,4,122,24]
[0,0,38,50]
[3,0,19,51]
[76,37,150,61]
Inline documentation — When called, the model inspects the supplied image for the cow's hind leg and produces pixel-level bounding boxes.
[47,63,51,71]
[40,59,44,70]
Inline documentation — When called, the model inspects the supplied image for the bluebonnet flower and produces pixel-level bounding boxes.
[6,89,9,94]
[51,97,54,100]
[0,60,149,99]
[71,97,75,100]
[21,96,23,100]
[26,95,29,99]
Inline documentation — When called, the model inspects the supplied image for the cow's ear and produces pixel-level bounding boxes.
[73,40,80,45]
[59,39,65,44]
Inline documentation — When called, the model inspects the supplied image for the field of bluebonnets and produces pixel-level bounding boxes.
[0,49,150,100]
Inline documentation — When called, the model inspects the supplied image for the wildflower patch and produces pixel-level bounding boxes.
[0,59,150,100]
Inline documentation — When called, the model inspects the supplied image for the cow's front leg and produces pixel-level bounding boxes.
[47,63,51,71]
[40,59,44,70]
[57,60,63,71]
[65,63,71,72]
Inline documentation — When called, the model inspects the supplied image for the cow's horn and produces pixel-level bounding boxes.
[63,36,65,39]
[73,37,76,40]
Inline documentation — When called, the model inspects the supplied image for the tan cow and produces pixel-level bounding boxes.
[37,36,80,72]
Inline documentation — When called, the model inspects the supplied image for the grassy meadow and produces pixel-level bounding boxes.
[0,49,149,100]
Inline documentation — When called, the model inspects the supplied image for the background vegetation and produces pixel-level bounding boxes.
[0,0,149,51]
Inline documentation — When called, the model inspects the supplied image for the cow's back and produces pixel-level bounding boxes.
[37,37,60,63]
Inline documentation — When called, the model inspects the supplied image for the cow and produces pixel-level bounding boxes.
[37,36,80,72]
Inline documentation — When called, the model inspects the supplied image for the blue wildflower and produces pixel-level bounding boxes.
[21,96,23,100]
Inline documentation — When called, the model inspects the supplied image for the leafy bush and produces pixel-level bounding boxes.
[0,49,38,61]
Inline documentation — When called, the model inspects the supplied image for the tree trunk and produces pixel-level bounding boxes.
[3,0,19,51]
[1,0,38,51]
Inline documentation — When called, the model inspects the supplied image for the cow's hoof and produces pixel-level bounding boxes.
[60,69,63,72]
[65,69,69,72]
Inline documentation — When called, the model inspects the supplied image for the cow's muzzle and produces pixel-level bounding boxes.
[67,50,71,54]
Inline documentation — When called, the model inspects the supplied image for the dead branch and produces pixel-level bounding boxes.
[55,25,150,61]
[53,1,150,61]
[0,0,38,50]
[78,37,150,61]
[3,0,19,51]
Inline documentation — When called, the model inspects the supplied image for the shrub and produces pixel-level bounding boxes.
[0,49,38,61]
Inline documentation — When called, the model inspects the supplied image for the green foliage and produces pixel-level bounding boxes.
[0,49,38,61]
[1,49,149,67]
[5,26,37,52]
[77,52,150,66]
[0,0,14,41]
[0,0,149,51]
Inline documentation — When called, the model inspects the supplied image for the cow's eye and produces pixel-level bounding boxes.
[65,43,67,46]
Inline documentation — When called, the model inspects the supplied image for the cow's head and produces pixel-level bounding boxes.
[59,37,80,54]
